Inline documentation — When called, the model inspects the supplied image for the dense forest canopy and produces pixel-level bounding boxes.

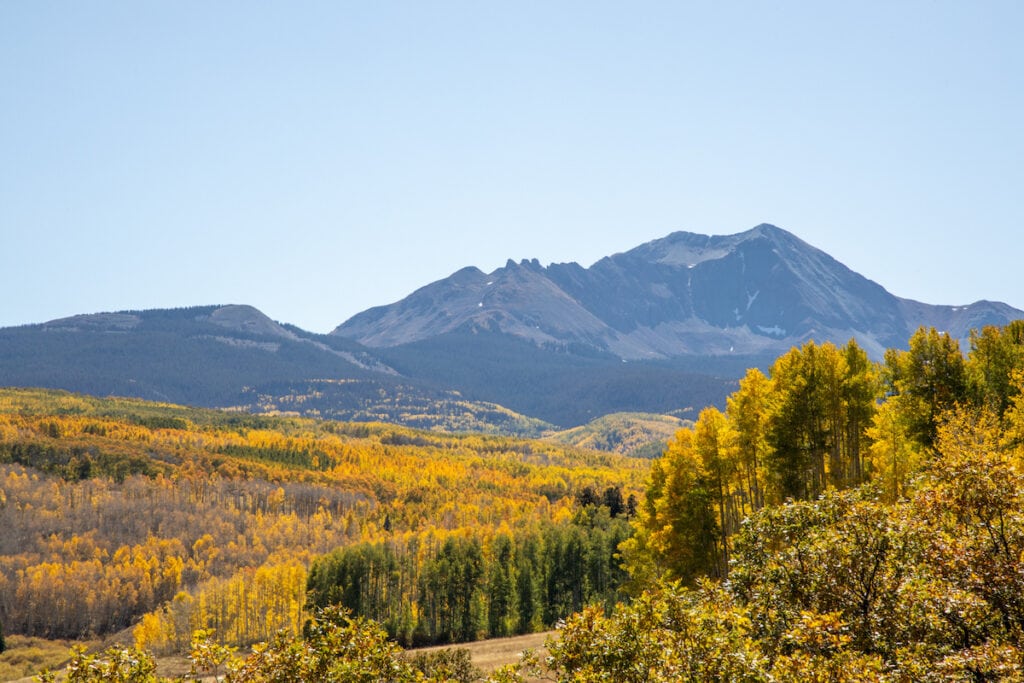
[562,321,1024,681]
[623,323,1024,586]
[0,390,644,654]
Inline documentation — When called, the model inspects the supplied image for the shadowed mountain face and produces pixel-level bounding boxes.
[0,305,554,432]
[334,224,1021,361]
[2,225,1021,431]
[1,305,379,405]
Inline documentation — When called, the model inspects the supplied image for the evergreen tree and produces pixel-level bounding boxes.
[514,534,543,634]
[486,535,516,638]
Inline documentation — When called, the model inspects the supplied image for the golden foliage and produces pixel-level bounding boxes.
[0,388,644,647]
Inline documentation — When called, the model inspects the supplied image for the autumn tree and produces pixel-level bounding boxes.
[549,581,767,682]
[36,645,160,683]
[1003,369,1024,448]
[916,405,1024,643]
[967,320,1024,416]
[839,339,878,486]
[692,407,735,572]
[884,326,967,449]
[221,606,421,683]
[864,398,917,502]
[726,367,771,513]
[767,341,842,500]
[628,429,720,585]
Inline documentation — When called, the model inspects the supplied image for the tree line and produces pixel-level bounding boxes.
[551,321,1024,680]
[626,323,1024,585]
[306,493,632,646]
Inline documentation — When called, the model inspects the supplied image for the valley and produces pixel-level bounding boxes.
[3,228,1024,680]
[0,389,642,659]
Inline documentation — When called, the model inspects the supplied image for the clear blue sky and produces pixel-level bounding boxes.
[3,2,1022,333]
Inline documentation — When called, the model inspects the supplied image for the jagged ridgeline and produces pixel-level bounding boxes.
[6,225,1022,433]
[0,388,646,651]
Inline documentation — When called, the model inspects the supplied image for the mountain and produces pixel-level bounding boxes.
[2,225,1020,432]
[335,224,1020,361]
[328,224,1022,426]
[2,304,375,405]
[0,304,552,435]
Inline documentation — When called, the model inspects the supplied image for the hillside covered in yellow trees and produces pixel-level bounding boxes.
[0,389,646,655]
[12,320,1024,681]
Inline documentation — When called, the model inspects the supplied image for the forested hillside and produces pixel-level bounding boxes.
[10,321,1024,682]
[551,321,1024,680]
[0,389,644,657]
[0,306,557,436]
[545,412,691,458]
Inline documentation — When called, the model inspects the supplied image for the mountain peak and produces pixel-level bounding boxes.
[621,225,799,268]
[746,222,786,236]
[740,223,813,251]
[202,305,297,340]
[333,224,1024,361]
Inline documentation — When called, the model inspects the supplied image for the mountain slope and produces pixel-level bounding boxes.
[335,224,1021,361]
[374,330,736,427]
[0,304,552,434]
[546,412,691,458]
[3,225,1021,432]
[1,305,372,405]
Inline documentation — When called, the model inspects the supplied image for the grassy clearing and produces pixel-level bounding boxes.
[408,630,555,680]
[0,635,99,682]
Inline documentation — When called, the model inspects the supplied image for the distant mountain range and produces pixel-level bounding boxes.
[0,305,553,435]
[335,224,1017,360]
[2,224,1020,432]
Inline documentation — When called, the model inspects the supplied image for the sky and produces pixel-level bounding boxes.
[2,2,1022,334]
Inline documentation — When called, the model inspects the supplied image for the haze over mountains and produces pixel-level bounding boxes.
[2,224,1020,431]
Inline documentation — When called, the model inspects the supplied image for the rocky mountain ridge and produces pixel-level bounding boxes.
[2,224,1021,431]
[334,224,1019,360]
